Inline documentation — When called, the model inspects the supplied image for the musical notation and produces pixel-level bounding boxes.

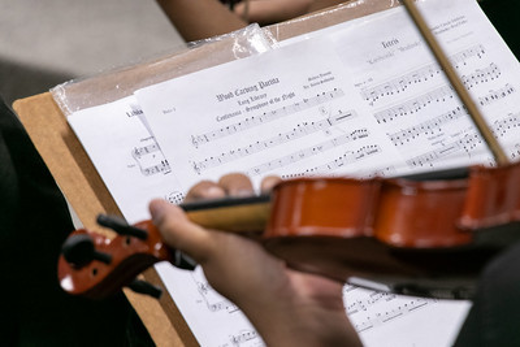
[449,44,486,68]
[344,285,432,334]
[230,330,261,347]
[361,64,443,105]
[364,166,397,179]
[477,83,516,106]
[276,144,381,179]
[461,63,501,90]
[191,110,356,174]
[195,277,239,313]
[361,45,486,105]
[191,89,345,147]
[511,144,520,160]
[131,142,160,159]
[131,138,172,176]
[140,160,171,176]
[406,133,483,168]
[374,85,455,124]
[165,191,185,205]
[387,106,467,147]
[492,112,520,137]
[244,132,373,177]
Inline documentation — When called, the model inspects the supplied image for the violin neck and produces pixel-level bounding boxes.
[181,195,271,233]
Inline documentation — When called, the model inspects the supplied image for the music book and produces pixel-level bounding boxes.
[16,0,520,345]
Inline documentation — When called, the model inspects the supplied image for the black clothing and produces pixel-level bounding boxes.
[0,98,154,346]
[455,241,520,346]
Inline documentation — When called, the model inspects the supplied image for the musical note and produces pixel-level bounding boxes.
[492,112,520,137]
[477,83,516,106]
[131,142,161,159]
[361,44,486,105]
[387,106,467,147]
[195,276,239,313]
[361,64,443,105]
[460,63,501,90]
[279,145,382,179]
[242,132,372,177]
[141,160,172,176]
[449,44,486,68]
[406,133,483,168]
[191,110,357,173]
[344,285,432,334]
[130,137,172,177]
[230,330,260,346]
[191,88,345,147]
[374,85,455,124]
[511,144,520,160]
[165,191,185,205]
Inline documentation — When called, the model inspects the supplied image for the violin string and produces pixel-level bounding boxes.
[399,0,510,166]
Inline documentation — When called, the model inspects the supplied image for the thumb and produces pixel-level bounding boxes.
[149,199,212,263]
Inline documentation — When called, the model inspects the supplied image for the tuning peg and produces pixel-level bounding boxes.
[172,251,197,271]
[62,234,112,267]
[96,214,148,240]
[128,279,163,299]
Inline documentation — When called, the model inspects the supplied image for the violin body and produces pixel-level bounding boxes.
[58,161,520,300]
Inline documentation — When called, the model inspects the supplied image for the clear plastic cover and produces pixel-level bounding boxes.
[51,23,275,116]
[265,0,400,42]
[51,1,399,116]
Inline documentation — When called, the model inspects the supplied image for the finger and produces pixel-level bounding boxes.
[260,175,282,193]
[218,173,254,197]
[149,199,212,262]
[184,180,226,202]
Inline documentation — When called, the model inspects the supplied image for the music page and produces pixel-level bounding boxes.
[67,96,185,224]
[136,37,405,191]
[328,0,520,170]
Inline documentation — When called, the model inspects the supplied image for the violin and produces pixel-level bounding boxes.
[58,160,520,301]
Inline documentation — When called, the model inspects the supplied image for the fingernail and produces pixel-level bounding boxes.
[235,189,253,197]
[204,186,226,199]
[149,199,167,225]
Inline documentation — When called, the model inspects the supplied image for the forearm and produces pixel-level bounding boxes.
[234,0,314,25]
[156,0,247,41]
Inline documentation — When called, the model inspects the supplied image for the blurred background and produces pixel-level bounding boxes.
[0,0,185,106]
[1,0,518,107]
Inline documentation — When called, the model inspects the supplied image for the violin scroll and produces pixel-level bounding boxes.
[58,215,196,299]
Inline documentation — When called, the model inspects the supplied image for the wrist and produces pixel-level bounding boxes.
[235,277,362,346]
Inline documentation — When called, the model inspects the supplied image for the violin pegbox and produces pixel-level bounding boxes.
[58,215,196,299]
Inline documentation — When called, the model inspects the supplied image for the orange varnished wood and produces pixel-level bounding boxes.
[58,221,171,299]
[265,177,380,239]
[459,163,520,230]
[374,178,472,248]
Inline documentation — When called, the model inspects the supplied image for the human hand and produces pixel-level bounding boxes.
[149,173,361,346]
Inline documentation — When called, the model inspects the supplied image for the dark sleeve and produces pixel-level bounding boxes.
[0,98,154,346]
[454,241,520,347]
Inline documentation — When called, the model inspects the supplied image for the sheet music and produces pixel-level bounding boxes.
[328,0,520,171]
[136,37,406,192]
[66,0,519,346]
[68,96,185,224]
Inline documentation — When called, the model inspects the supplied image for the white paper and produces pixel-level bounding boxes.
[68,96,185,224]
